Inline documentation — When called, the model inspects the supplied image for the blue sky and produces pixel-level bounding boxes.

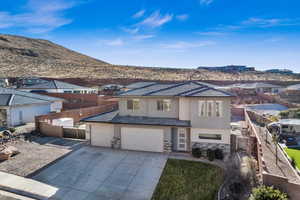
[1,0,300,72]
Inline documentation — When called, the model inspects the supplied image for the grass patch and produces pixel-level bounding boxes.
[284,148,300,169]
[152,159,224,200]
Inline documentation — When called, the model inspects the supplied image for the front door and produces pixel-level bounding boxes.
[177,128,187,151]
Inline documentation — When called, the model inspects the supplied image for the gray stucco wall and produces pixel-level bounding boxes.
[190,97,231,129]
[118,97,179,118]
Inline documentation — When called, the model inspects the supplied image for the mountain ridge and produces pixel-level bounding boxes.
[0,33,300,81]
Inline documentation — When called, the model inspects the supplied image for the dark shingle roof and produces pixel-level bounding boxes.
[126,82,157,89]
[0,94,12,106]
[82,110,191,127]
[21,80,91,90]
[0,87,63,106]
[119,81,234,97]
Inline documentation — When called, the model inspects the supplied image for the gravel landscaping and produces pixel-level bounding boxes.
[0,136,84,177]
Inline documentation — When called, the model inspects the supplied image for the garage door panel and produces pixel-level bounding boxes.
[91,124,114,147]
[121,127,164,152]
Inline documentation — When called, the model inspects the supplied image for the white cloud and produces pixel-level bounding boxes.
[105,38,124,46]
[133,10,145,18]
[122,27,139,34]
[176,14,189,21]
[215,17,300,32]
[161,41,215,49]
[132,34,155,40]
[0,0,80,33]
[242,17,284,27]
[197,31,226,36]
[200,0,214,5]
[137,11,173,28]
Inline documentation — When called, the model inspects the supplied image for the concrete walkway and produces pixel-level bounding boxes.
[0,171,58,199]
[0,190,35,200]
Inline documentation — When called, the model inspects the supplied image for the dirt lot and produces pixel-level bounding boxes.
[0,136,85,177]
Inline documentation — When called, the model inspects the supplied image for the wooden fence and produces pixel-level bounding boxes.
[35,102,117,130]
[245,109,300,200]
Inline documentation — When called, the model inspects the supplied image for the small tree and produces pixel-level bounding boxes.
[249,185,289,200]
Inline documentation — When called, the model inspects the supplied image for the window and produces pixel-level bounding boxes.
[198,101,206,117]
[207,101,213,117]
[127,99,140,111]
[157,99,171,111]
[198,134,222,140]
[215,101,223,117]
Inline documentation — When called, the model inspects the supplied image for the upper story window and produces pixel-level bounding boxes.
[127,99,140,111]
[215,101,223,117]
[198,100,223,117]
[157,99,171,112]
[198,101,206,117]
[207,101,213,117]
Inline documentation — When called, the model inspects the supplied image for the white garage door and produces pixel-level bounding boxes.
[121,127,164,152]
[91,124,114,147]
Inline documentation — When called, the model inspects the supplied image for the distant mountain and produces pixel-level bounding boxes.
[0,33,300,81]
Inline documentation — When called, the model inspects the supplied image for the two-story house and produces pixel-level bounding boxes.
[82,81,234,153]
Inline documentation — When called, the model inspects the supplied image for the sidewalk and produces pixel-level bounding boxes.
[0,171,58,200]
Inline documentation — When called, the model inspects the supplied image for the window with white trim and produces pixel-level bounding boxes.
[207,101,213,117]
[127,99,140,111]
[198,101,206,117]
[198,133,222,140]
[157,99,171,112]
[215,101,223,117]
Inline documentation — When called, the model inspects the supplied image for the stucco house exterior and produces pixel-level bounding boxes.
[83,81,234,153]
[19,80,97,94]
[0,88,63,127]
[223,82,283,94]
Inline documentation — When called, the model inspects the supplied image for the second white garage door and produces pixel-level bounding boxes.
[121,127,164,152]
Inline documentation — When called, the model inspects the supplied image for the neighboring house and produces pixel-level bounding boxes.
[280,83,300,103]
[246,104,288,116]
[0,78,9,88]
[0,88,63,127]
[82,81,234,153]
[225,82,283,94]
[16,77,49,87]
[286,84,300,91]
[19,80,97,94]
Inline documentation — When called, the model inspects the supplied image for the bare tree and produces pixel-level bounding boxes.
[272,134,279,165]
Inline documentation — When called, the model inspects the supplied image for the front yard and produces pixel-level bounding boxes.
[284,147,300,169]
[152,159,224,200]
[0,135,84,177]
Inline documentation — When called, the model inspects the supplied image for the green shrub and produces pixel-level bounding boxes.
[279,111,289,119]
[249,186,289,200]
[8,128,16,133]
[207,149,215,161]
[214,148,224,160]
[192,147,202,158]
[295,111,300,119]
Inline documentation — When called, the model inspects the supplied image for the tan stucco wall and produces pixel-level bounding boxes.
[118,97,179,118]
[190,128,231,144]
[189,97,231,129]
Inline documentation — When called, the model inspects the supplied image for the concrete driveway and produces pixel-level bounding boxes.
[32,146,167,200]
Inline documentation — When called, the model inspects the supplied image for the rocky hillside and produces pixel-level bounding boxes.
[0,34,299,81]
